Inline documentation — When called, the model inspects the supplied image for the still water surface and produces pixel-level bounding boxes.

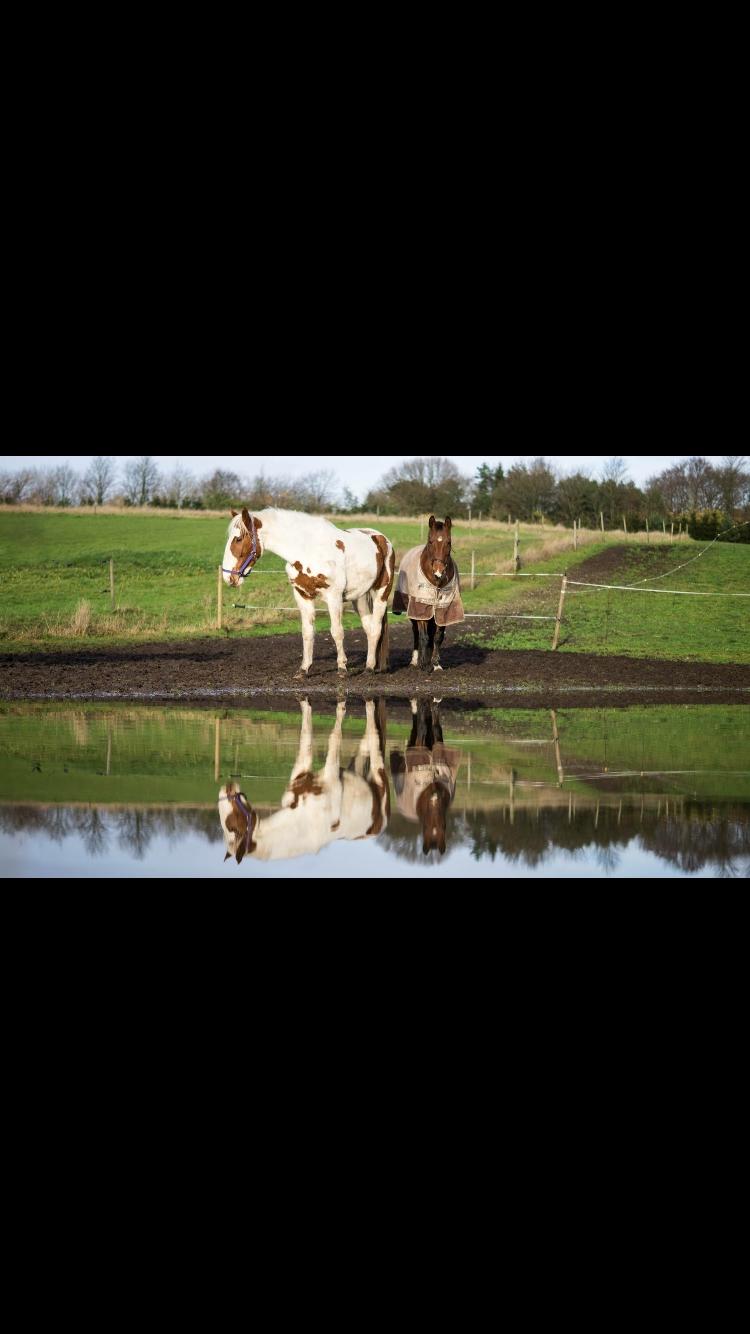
[1,699,748,878]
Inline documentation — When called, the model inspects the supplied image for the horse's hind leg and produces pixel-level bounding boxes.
[410,620,419,668]
[292,587,316,679]
[355,594,382,672]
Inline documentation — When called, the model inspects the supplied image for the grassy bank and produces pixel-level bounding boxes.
[0,509,747,663]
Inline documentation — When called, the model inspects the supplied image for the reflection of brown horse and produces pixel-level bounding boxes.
[392,516,465,672]
[390,700,462,855]
[218,699,390,864]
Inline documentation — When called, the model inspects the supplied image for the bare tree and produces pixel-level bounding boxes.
[52,464,78,506]
[601,457,630,485]
[81,456,117,505]
[123,456,160,507]
[716,456,748,516]
[161,463,196,508]
[0,467,37,503]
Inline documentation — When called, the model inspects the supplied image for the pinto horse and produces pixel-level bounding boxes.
[392,515,465,671]
[222,508,395,679]
[218,699,390,864]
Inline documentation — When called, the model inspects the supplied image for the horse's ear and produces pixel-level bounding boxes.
[224,851,231,861]
[242,508,252,531]
[445,516,452,529]
[428,515,436,529]
[231,509,238,518]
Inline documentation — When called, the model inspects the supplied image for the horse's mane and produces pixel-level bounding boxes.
[227,507,337,539]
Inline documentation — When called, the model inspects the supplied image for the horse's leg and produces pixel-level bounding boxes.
[325,701,346,830]
[408,699,419,748]
[281,699,313,800]
[410,620,420,668]
[432,625,446,672]
[420,619,435,672]
[354,594,377,672]
[324,591,348,675]
[417,620,431,671]
[292,587,316,679]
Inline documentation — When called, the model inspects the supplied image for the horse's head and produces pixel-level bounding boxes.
[222,509,263,587]
[218,781,258,863]
[416,782,450,856]
[424,515,453,587]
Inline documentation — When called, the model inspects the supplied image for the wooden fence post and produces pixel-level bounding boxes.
[109,558,115,611]
[646,518,650,543]
[471,551,476,590]
[671,522,674,544]
[552,575,568,651]
[217,565,223,629]
[623,515,627,540]
[663,519,666,537]
[601,511,605,537]
[513,523,520,571]
[573,520,578,552]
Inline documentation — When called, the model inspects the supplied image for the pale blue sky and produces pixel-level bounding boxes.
[2,454,726,502]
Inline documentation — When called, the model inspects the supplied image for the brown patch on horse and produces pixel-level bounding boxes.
[292,562,329,600]
[371,534,391,591]
[289,771,324,808]
[336,540,345,552]
[366,767,388,836]
[382,549,396,602]
[224,801,257,861]
[330,820,341,831]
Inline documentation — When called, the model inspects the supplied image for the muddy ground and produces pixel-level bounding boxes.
[2,625,749,709]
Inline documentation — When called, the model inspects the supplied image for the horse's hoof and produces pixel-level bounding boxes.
[294,670,309,681]
[337,669,348,677]
[433,665,443,672]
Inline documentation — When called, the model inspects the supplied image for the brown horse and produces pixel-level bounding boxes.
[392,516,465,671]
[389,700,462,855]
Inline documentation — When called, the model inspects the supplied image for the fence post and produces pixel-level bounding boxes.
[109,558,115,610]
[671,522,674,544]
[217,565,223,629]
[552,574,568,651]
[623,515,627,540]
[514,523,520,571]
[573,520,578,552]
[663,519,666,537]
[601,511,605,537]
[471,550,476,590]
[646,518,650,543]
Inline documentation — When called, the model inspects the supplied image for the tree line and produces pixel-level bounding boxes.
[1,455,748,534]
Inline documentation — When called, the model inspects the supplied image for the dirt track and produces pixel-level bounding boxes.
[2,627,749,709]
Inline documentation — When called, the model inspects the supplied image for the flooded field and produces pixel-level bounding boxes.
[0,699,748,878]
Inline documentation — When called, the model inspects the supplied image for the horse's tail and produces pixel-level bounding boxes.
[376,607,390,672]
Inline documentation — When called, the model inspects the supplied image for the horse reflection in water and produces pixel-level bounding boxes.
[390,700,462,856]
[218,699,390,864]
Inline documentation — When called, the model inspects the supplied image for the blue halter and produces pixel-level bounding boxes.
[223,514,258,578]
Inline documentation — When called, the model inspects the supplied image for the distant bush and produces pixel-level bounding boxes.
[685,510,749,542]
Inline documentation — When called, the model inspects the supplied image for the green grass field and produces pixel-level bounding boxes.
[0,508,747,663]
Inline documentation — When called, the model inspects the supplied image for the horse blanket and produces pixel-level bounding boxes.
[391,746,463,822]
[392,546,465,626]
